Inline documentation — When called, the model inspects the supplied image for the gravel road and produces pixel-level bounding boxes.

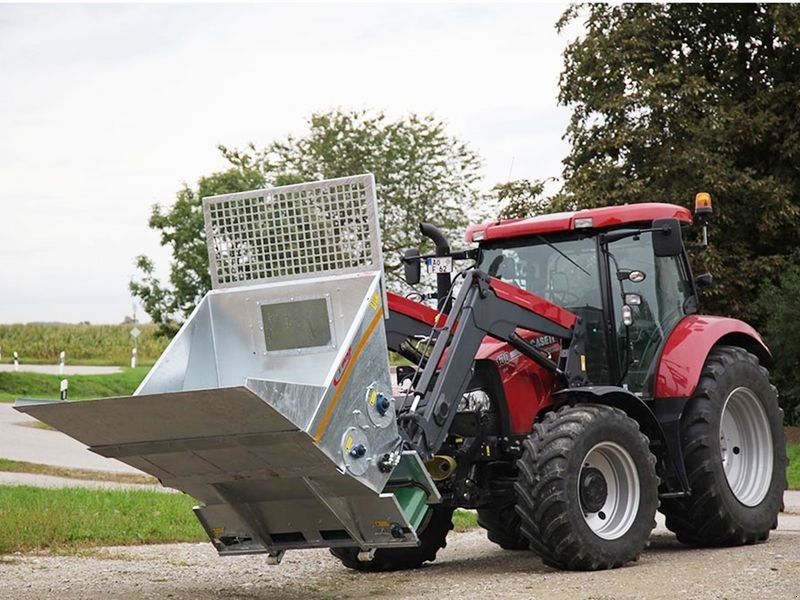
[2,525,799,600]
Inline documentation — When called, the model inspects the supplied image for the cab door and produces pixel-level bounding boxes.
[606,231,694,397]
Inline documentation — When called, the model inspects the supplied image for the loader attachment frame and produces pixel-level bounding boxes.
[398,270,588,459]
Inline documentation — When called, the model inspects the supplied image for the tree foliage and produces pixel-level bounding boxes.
[493,179,554,220]
[753,260,800,424]
[131,110,482,335]
[130,167,267,336]
[556,3,800,321]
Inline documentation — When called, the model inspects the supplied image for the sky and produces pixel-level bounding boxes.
[0,2,578,324]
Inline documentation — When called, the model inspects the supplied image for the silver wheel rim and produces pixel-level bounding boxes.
[720,386,773,506]
[579,442,640,540]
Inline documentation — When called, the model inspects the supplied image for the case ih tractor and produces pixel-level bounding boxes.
[18,177,786,573]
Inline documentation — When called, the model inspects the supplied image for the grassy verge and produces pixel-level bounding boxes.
[0,458,157,485]
[453,509,478,531]
[0,486,205,554]
[0,484,479,555]
[0,367,149,402]
[787,444,800,490]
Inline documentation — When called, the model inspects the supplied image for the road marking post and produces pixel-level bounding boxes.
[60,379,69,401]
[59,350,66,375]
[130,323,141,369]
[13,351,18,372]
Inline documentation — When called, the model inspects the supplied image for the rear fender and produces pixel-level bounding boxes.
[654,315,771,400]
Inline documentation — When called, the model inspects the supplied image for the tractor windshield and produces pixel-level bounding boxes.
[477,235,601,309]
[477,234,612,384]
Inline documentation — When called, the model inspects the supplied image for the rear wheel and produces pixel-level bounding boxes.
[515,404,658,570]
[477,504,528,550]
[329,505,454,571]
[660,346,786,546]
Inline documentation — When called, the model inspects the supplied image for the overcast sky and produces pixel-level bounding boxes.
[0,2,577,324]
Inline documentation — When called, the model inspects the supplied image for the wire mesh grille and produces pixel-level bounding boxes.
[203,175,381,289]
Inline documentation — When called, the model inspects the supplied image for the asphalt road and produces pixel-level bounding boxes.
[0,403,142,474]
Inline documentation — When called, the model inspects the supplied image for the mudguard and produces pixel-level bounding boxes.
[655,315,771,399]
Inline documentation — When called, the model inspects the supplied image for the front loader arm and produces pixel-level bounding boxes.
[399,270,587,459]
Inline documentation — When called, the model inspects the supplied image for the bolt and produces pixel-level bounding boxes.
[390,523,405,539]
[376,394,391,416]
[349,444,367,459]
[378,454,393,473]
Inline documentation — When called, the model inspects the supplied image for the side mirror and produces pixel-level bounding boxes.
[652,217,683,257]
[695,272,713,288]
[403,248,421,285]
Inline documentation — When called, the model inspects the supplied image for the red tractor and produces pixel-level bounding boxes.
[349,196,786,571]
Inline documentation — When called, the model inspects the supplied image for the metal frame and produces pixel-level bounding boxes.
[399,270,585,459]
[203,174,383,290]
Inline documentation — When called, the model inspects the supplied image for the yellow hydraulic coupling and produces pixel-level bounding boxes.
[425,455,458,481]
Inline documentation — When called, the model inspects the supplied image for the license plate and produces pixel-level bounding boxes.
[426,257,452,274]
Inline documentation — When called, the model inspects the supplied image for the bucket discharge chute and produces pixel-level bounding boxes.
[16,174,439,559]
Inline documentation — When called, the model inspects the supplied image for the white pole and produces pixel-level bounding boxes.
[60,379,68,401]
[13,351,18,372]
[59,350,66,375]
[131,347,137,369]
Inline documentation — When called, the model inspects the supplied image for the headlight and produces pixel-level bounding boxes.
[458,389,492,413]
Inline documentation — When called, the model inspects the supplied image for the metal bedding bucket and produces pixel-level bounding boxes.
[16,174,438,560]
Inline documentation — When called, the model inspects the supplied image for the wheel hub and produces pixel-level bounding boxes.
[579,467,608,513]
[579,441,640,540]
[719,386,774,506]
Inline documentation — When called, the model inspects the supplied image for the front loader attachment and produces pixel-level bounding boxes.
[16,175,438,559]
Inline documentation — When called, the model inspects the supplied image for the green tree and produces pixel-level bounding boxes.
[493,178,554,220]
[130,166,267,336]
[132,109,483,335]
[556,3,800,321]
[753,261,800,424]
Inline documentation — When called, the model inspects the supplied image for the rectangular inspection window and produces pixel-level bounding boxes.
[261,298,332,352]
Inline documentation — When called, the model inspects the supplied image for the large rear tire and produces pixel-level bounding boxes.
[329,505,454,571]
[660,345,786,546]
[477,504,529,550]
[515,404,658,570]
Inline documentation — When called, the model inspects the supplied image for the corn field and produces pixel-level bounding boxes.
[0,324,170,366]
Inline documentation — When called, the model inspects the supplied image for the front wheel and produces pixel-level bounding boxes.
[660,345,787,546]
[515,404,658,571]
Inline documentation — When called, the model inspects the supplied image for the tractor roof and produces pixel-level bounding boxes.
[466,202,693,243]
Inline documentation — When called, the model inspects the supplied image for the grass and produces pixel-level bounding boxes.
[0,484,478,555]
[0,367,149,402]
[453,509,478,531]
[0,486,206,554]
[787,444,800,490]
[0,458,157,485]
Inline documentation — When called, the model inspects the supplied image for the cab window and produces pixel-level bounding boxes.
[607,231,693,395]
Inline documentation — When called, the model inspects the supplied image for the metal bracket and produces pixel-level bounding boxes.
[357,548,376,562]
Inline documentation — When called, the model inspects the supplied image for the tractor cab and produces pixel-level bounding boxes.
[466,203,695,398]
